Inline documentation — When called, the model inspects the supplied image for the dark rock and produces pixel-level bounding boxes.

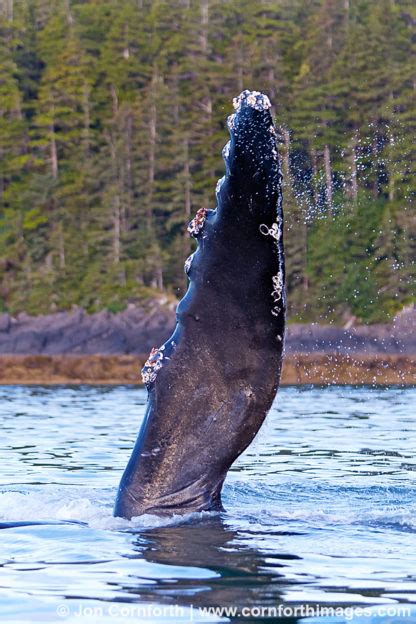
[0,302,414,356]
[12,330,45,354]
[0,314,10,333]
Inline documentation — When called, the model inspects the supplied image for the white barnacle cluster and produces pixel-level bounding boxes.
[216,176,225,195]
[187,207,207,237]
[232,89,272,112]
[227,113,236,130]
[259,220,282,242]
[271,271,284,317]
[222,141,231,159]
[141,346,164,387]
[259,218,284,316]
[184,252,194,275]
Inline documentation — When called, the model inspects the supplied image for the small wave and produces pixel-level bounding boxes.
[261,508,416,531]
[2,482,415,533]
[224,481,416,531]
[0,487,217,531]
[360,509,416,533]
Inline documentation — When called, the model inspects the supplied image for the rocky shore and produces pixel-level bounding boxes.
[0,300,176,356]
[0,353,413,386]
[0,302,414,385]
[0,302,415,356]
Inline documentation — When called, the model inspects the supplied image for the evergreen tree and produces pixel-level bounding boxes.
[0,0,413,320]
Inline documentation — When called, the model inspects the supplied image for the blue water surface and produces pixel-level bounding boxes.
[0,385,415,623]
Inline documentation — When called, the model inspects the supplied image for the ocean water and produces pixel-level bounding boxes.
[0,385,415,623]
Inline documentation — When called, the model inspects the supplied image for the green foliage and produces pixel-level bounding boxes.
[0,0,413,322]
[306,196,388,322]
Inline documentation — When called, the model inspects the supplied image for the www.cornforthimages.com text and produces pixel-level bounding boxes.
[56,602,412,620]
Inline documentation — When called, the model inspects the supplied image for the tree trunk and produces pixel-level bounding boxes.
[324,144,333,214]
[124,108,133,230]
[65,0,73,25]
[110,84,118,117]
[268,65,276,100]
[113,195,121,264]
[50,123,58,179]
[107,131,121,264]
[311,147,319,206]
[155,264,164,291]
[303,227,309,294]
[183,137,192,262]
[236,30,244,92]
[200,0,209,53]
[282,127,291,183]
[82,84,91,155]
[344,0,350,28]
[171,63,179,125]
[348,131,358,203]
[388,132,395,201]
[4,0,13,21]
[372,132,379,199]
[147,71,157,231]
[58,224,65,269]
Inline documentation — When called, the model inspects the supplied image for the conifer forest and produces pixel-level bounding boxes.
[0,0,414,323]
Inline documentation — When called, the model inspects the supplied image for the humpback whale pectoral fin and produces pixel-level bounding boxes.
[142,474,225,515]
[114,89,285,520]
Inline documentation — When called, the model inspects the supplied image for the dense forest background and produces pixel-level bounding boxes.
[0,0,414,323]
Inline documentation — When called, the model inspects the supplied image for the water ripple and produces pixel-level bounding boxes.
[0,385,415,620]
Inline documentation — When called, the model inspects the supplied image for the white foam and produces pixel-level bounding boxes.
[3,483,415,533]
[0,487,218,531]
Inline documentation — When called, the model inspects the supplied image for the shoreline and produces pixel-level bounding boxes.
[0,354,413,386]
[1,305,415,358]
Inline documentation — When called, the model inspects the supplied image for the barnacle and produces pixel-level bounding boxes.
[259,221,282,242]
[187,207,207,237]
[259,216,284,316]
[141,346,164,387]
[184,252,194,275]
[216,176,225,195]
[222,141,231,159]
[233,90,272,113]
[271,271,284,317]
[227,113,236,130]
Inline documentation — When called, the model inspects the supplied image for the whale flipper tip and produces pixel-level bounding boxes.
[232,89,272,112]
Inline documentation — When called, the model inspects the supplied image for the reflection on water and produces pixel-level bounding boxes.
[0,385,415,622]
[129,518,298,612]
